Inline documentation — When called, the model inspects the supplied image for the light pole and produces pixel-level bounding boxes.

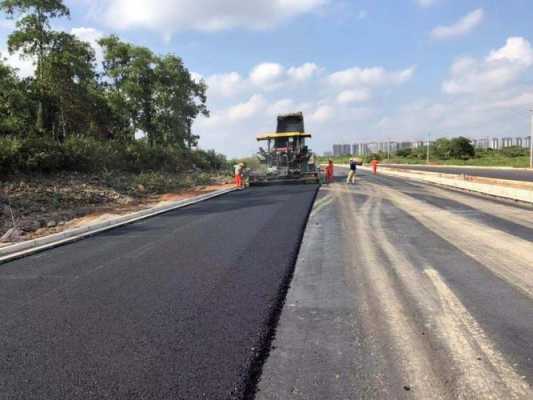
[530,109,533,169]
[427,133,431,164]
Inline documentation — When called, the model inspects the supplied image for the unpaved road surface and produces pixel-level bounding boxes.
[0,185,317,400]
[258,170,533,399]
[383,164,533,182]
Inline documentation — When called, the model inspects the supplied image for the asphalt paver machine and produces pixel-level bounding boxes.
[249,112,320,186]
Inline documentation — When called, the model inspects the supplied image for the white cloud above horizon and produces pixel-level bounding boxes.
[194,60,417,156]
[443,37,533,95]
[95,0,325,36]
[416,0,438,8]
[431,8,484,40]
[327,66,415,88]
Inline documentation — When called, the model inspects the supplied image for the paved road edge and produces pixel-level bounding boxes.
[0,187,237,264]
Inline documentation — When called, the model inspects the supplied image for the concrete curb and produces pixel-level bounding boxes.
[0,187,237,264]
[353,165,533,204]
[380,163,532,171]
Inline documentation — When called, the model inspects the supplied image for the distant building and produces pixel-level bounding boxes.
[473,138,490,150]
[332,144,351,156]
[502,137,514,148]
[338,135,529,156]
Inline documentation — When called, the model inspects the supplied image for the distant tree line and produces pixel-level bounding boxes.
[0,0,226,175]
[396,137,476,160]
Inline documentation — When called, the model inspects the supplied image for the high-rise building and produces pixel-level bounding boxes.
[333,144,352,156]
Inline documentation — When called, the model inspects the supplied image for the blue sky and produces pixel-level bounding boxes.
[2,0,533,157]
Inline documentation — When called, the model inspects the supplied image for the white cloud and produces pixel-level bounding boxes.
[205,72,245,98]
[0,48,35,78]
[328,65,415,88]
[431,8,484,40]
[227,94,266,120]
[250,62,285,87]
[310,104,334,123]
[416,0,437,8]
[336,89,371,104]
[99,0,325,35]
[287,63,319,81]
[268,98,295,115]
[443,37,533,95]
[71,27,105,64]
[202,62,320,99]
[487,37,533,66]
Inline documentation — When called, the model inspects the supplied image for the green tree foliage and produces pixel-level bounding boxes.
[99,36,209,148]
[449,137,475,159]
[431,138,452,159]
[41,32,101,141]
[1,0,70,131]
[0,60,35,136]
[0,3,219,175]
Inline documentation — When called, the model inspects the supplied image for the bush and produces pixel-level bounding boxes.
[396,148,412,158]
[0,136,228,176]
[192,149,229,171]
[18,136,67,173]
[0,137,22,174]
[501,146,528,158]
[63,137,115,172]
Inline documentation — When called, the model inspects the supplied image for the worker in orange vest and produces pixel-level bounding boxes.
[371,158,379,175]
[325,160,334,184]
[234,163,243,188]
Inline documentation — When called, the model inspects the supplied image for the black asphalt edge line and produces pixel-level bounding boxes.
[0,189,236,266]
[242,185,320,400]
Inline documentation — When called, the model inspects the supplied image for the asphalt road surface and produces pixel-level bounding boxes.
[258,169,533,399]
[383,164,533,182]
[0,185,317,400]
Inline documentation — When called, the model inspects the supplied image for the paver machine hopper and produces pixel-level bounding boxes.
[249,112,320,186]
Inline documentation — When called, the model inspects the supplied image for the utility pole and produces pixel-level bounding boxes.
[387,139,391,160]
[427,133,431,164]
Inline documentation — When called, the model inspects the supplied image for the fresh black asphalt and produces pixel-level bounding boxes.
[384,164,533,182]
[0,184,318,400]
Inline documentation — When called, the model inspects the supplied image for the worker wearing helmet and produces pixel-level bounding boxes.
[346,157,357,184]
[234,163,243,188]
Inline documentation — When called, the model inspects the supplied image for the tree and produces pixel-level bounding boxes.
[432,138,452,159]
[1,0,70,133]
[449,137,475,160]
[100,36,209,148]
[41,32,98,141]
[0,59,35,136]
[99,36,157,144]
[154,54,208,148]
